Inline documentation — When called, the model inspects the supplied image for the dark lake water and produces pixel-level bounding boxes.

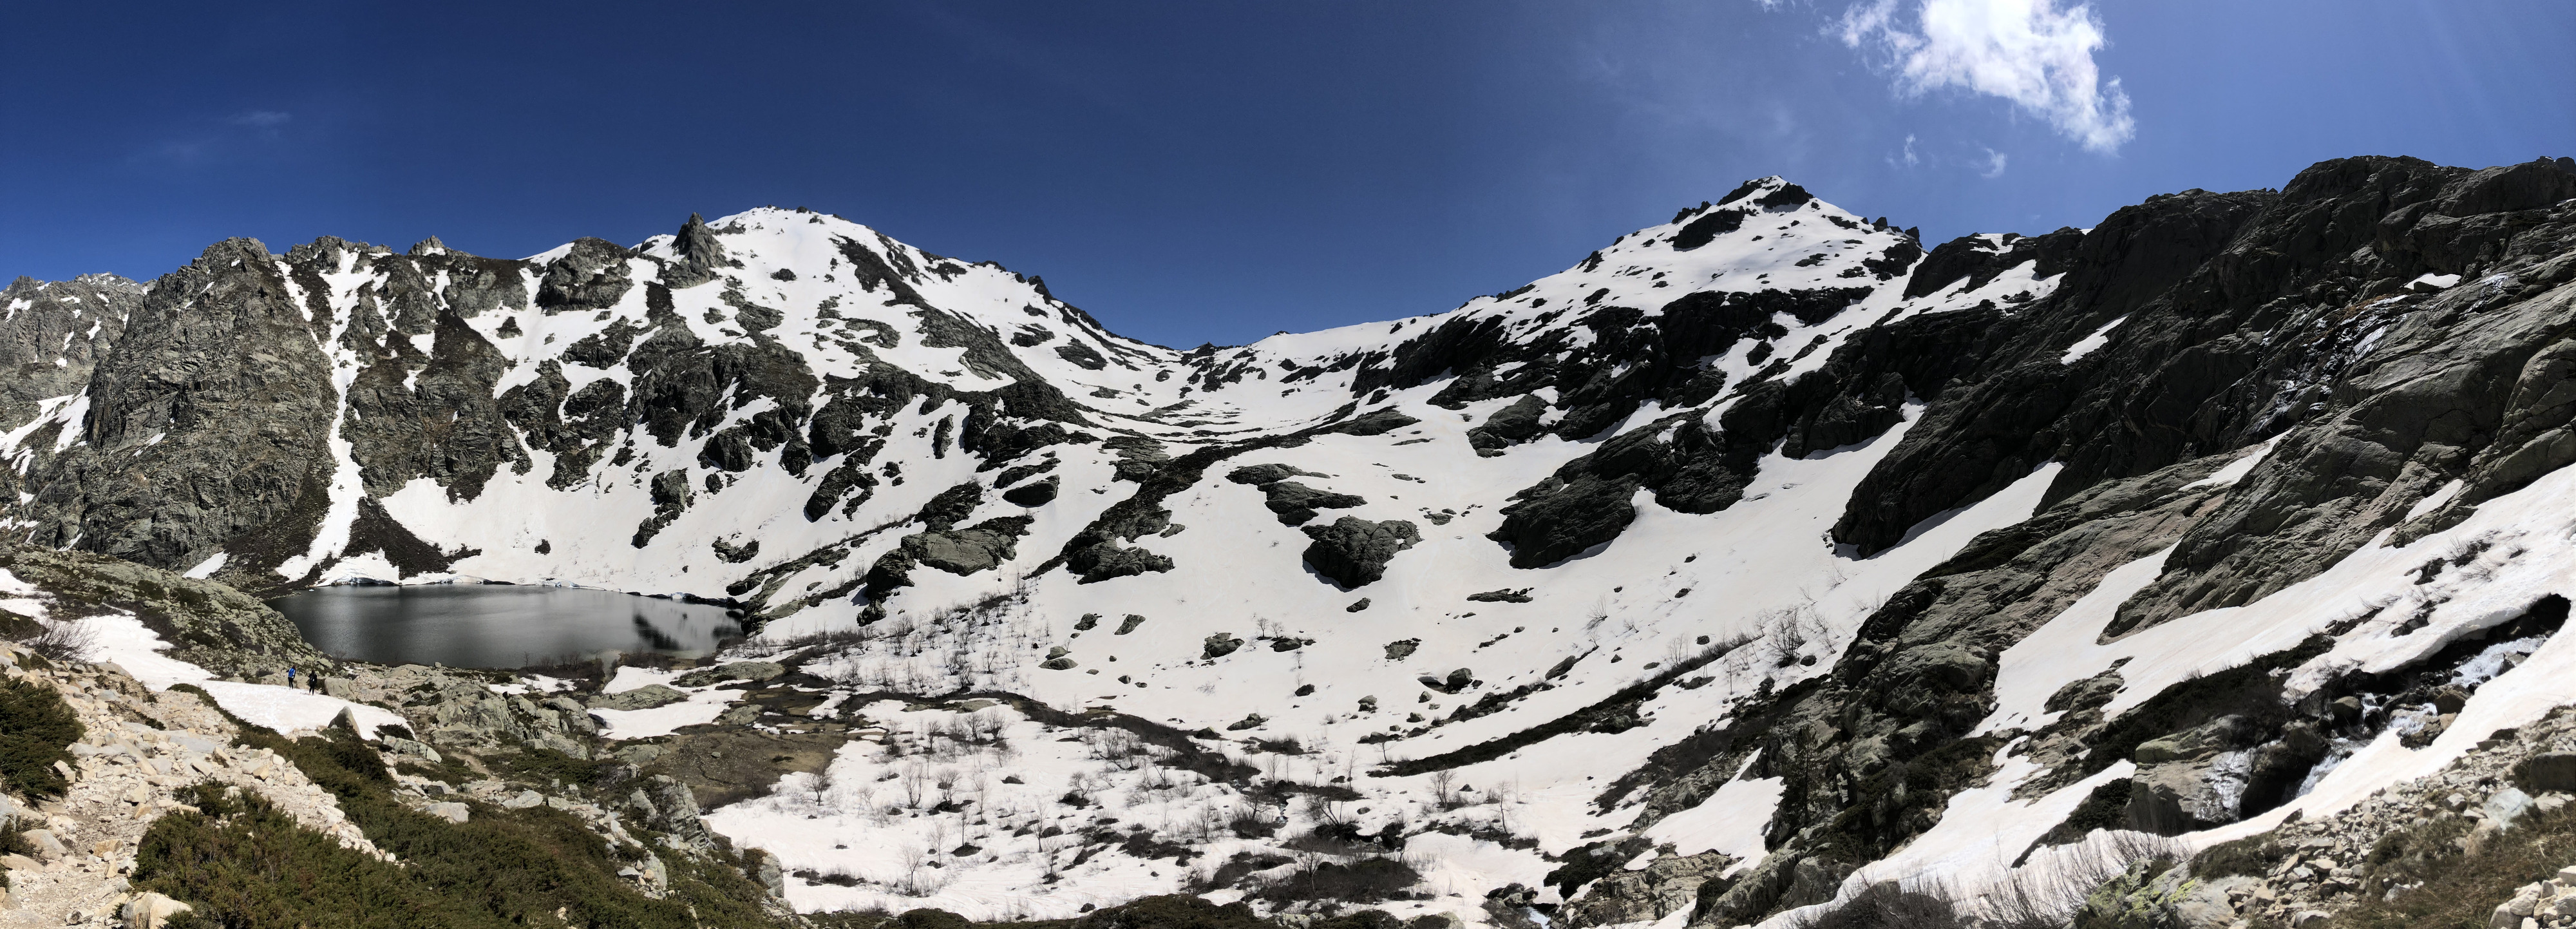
[271,585,746,669]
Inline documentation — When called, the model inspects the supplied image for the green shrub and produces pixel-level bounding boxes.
[0,675,83,800]
[138,727,776,928]
[138,782,492,928]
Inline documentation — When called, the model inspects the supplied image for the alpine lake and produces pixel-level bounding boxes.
[269,584,748,669]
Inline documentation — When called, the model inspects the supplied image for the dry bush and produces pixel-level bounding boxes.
[19,619,97,663]
[1974,830,2186,929]
[1789,879,1964,929]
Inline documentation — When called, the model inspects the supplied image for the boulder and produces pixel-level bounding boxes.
[1002,475,1059,507]
[2485,787,2535,828]
[750,848,785,897]
[380,737,442,763]
[1419,668,1475,694]
[423,802,470,823]
[1332,407,1421,436]
[123,892,193,929]
[21,828,66,861]
[2132,714,2260,764]
[630,776,716,852]
[2514,752,2576,793]
[588,684,689,711]
[2127,756,2246,834]
[1301,517,1421,588]
[1226,463,1327,485]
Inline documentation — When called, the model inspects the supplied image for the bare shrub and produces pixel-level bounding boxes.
[1975,830,2186,929]
[899,763,929,809]
[21,620,97,664]
[1788,879,1963,929]
[1428,769,1457,809]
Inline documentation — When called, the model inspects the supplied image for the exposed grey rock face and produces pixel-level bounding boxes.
[0,274,141,434]
[1830,158,2576,634]
[538,238,637,314]
[1825,187,2277,557]
[1562,851,1736,926]
[1633,455,2240,923]
[1580,159,2576,927]
[17,240,341,580]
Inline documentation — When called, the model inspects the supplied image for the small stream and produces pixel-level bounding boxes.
[270,584,744,669]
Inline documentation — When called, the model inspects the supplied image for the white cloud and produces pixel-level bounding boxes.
[227,111,291,128]
[1978,147,2009,177]
[1887,133,1920,169]
[1837,0,2134,152]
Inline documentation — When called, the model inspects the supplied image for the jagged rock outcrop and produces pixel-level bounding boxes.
[18,240,341,577]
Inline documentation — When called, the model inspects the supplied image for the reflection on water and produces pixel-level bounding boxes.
[272,585,744,669]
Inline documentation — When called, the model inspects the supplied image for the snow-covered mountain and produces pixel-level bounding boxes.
[8,155,2576,927]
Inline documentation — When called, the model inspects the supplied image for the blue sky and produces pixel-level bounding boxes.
[3,1,2568,347]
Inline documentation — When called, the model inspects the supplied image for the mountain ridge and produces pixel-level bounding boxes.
[5,154,2576,926]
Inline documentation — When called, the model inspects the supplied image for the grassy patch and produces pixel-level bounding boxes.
[0,673,83,801]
